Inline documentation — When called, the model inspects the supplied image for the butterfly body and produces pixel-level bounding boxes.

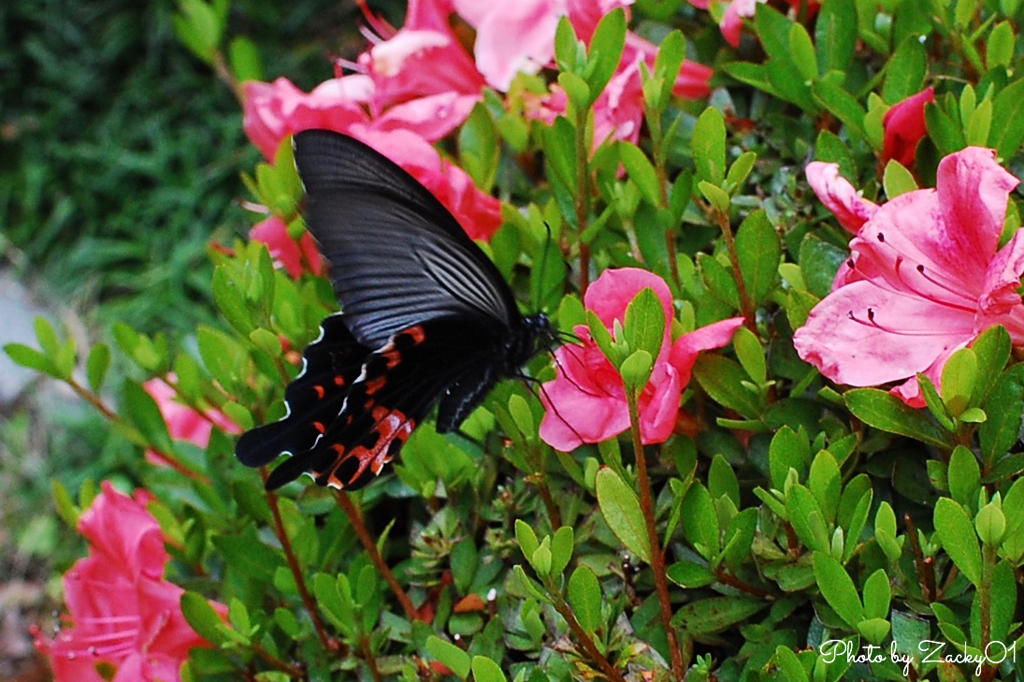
[236,129,554,490]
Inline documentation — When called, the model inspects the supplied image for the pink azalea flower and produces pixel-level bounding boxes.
[242,76,372,159]
[539,268,743,450]
[794,147,1024,406]
[249,215,325,279]
[34,482,226,682]
[690,0,818,47]
[882,87,935,168]
[242,80,499,239]
[144,375,241,449]
[524,31,712,147]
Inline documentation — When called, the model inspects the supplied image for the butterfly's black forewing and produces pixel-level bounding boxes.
[293,129,519,348]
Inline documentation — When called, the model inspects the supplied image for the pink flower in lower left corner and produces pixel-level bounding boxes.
[34,482,226,682]
[794,147,1024,406]
[539,268,743,450]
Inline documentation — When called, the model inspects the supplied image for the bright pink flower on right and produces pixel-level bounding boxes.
[882,87,935,168]
[793,147,1024,407]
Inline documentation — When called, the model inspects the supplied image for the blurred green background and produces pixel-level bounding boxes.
[0,0,403,677]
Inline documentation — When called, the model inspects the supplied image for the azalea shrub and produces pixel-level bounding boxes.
[12,0,1024,681]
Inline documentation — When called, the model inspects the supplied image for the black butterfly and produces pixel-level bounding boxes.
[236,129,555,490]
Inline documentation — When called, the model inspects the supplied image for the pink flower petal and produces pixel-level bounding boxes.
[806,162,879,234]
[793,280,977,388]
[882,87,934,167]
[670,317,745,384]
[935,146,1020,274]
[77,482,167,581]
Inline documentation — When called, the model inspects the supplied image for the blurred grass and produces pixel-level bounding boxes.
[0,0,370,334]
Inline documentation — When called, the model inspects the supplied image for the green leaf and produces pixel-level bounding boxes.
[666,560,716,588]
[987,21,1015,70]
[947,446,980,507]
[515,520,540,563]
[733,327,765,384]
[812,552,864,629]
[122,379,174,454]
[227,36,262,82]
[682,484,720,559]
[427,636,471,679]
[698,253,740,308]
[671,596,765,635]
[788,22,817,81]
[693,108,726,184]
[620,350,654,392]
[811,78,868,143]
[787,484,829,552]
[874,502,903,563]
[51,480,80,527]
[971,324,1011,404]
[459,104,499,192]
[769,426,810,490]
[549,526,574,578]
[585,7,626,103]
[862,568,891,620]
[708,453,741,508]
[619,142,662,206]
[883,36,927,103]
[772,646,810,682]
[933,497,982,586]
[882,159,918,198]
[807,451,841,524]
[471,655,508,682]
[991,78,1024,159]
[844,388,953,449]
[815,0,857,73]
[85,344,111,394]
[595,467,651,563]
[941,347,977,417]
[926,98,967,154]
[624,288,665,359]
[567,566,602,633]
[735,209,780,305]
[799,234,848,299]
[693,354,765,419]
[980,365,1024,464]
[975,502,1006,546]
[180,591,230,645]
[4,343,59,377]
[725,151,757,193]
[553,15,581,74]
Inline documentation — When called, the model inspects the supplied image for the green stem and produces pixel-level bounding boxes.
[334,490,422,622]
[265,482,337,653]
[575,107,591,294]
[979,541,997,682]
[624,388,686,679]
[701,199,756,332]
[546,584,627,682]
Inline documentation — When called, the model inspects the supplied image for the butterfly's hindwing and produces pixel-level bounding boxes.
[235,315,368,467]
[262,316,509,489]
